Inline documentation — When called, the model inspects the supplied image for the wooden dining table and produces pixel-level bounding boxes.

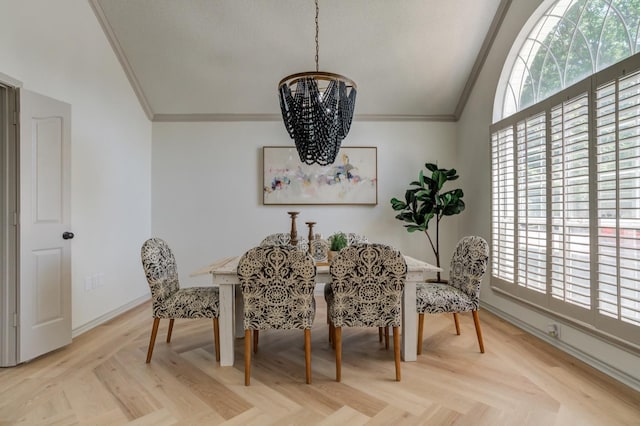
[191,255,441,366]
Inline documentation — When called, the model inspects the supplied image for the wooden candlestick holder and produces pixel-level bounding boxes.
[305,221,316,254]
[287,211,300,247]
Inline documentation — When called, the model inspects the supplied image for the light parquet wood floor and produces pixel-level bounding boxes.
[1,297,639,425]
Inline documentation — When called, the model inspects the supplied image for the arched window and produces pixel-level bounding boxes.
[490,0,640,347]
[496,0,640,121]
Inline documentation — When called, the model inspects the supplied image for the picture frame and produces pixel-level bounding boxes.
[263,146,378,205]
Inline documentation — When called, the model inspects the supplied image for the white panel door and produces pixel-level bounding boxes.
[18,89,71,362]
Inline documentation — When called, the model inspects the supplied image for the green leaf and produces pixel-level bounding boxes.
[425,163,438,172]
[432,170,447,190]
[390,198,406,210]
[422,212,435,228]
[395,212,414,223]
[404,190,414,206]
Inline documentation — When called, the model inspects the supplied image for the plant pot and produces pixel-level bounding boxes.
[327,250,338,262]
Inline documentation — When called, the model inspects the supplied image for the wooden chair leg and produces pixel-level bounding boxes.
[253,330,259,354]
[384,326,390,350]
[244,330,251,386]
[472,310,485,353]
[453,313,461,335]
[304,329,312,384]
[331,323,336,349]
[417,313,424,355]
[378,327,383,342]
[213,318,220,362]
[393,326,401,381]
[166,318,174,343]
[146,318,160,363]
[335,327,342,382]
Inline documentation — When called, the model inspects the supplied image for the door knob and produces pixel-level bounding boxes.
[62,232,74,240]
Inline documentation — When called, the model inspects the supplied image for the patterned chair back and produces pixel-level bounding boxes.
[141,238,180,307]
[309,238,329,262]
[328,232,369,247]
[448,236,489,304]
[259,233,309,252]
[347,233,369,245]
[329,244,407,328]
[237,246,317,330]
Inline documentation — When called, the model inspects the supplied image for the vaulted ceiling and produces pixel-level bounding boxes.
[91,0,510,121]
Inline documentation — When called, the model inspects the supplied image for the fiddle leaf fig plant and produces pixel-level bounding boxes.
[390,163,465,281]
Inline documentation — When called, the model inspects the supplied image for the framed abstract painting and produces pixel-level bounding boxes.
[263,146,378,205]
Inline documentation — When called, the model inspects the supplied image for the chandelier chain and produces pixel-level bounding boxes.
[315,0,319,72]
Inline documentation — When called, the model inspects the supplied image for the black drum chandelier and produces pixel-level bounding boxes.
[278,0,357,166]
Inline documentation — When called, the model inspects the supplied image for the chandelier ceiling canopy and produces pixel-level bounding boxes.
[278,0,357,166]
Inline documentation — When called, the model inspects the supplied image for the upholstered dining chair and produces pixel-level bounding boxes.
[325,233,371,334]
[259,232,309,252]
[140,238,220,363]
[325,243,407,382]
[346,233,369,245]
[416,235,489,354]
[237,245,317,385]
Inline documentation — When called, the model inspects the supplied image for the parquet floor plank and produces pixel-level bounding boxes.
[317,405,370,426]
[93,357,163,421]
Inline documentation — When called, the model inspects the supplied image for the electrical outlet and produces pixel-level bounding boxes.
[546,323,559,338]
[84,276,92,292]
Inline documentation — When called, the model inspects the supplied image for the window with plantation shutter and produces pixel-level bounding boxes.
[596,69,640,331]
[491,53,640,347]
[491,127,515,283]
[517,113,547,294]
[550,94,591,309]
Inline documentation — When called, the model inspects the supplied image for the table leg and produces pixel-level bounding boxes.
[235,287,244,338]
[401,281,417,361]
[218,283,235,366]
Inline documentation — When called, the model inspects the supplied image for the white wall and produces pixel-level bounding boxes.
[0,0,152,330]
[152,120,458,285]
[457,0,640,389]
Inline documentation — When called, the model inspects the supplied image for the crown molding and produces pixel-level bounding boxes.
[355,114,457,122]
[0,72,22,88]
[454,0,513,120]
[152,113,457,123]
[153,113,281,122]
[88,0,154,121]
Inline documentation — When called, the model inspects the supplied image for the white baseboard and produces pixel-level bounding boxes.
[482,302,640,393]
[72,294,150,338]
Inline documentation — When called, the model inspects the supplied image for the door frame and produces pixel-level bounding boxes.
[0,76,19,367]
